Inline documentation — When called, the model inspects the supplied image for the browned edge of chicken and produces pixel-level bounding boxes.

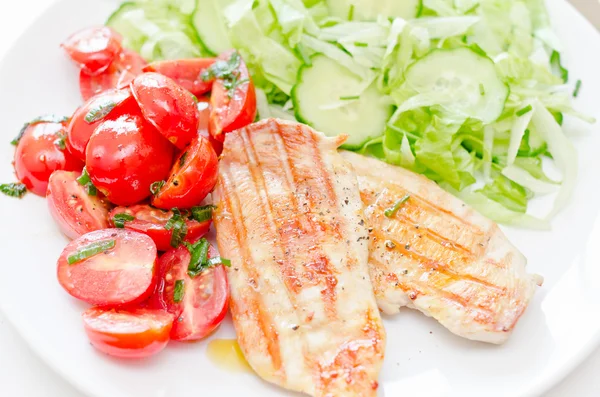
[213,119,386,396]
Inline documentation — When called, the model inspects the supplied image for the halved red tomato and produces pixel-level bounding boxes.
[151,134,218,209]
[108,205,212,251]
[14,120,83,196]
[151,242,229,341]
[143,58,216,96]
[83,307,173,359]
[86,113,174,206]
[209,50,257,142]
[62,26,123,75]
[47,171,111,239]
[57,228,157,306]
[131,72,199,150]
[80,50,146,101]
[66,89,137,161]
[197,98,223,155]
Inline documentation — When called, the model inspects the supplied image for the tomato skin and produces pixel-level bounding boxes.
[82,307,173,359]
[47,171,111,239]
[143,58,216,96]
[108,205,212,251]
[66,89,137,161]
[86,113,174,206]
[131,72,200,150]
[14,122,84,196]
[80,50,146,101]
[197,98,223,155]
[57,229,157,307]
[209,50,257,141]
[151,243,229,341]
[151,134,218,209]
[62,27,123,75]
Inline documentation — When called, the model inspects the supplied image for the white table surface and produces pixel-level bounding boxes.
[1,1,600,396]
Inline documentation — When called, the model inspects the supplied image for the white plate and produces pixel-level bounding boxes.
[1,0,600,396]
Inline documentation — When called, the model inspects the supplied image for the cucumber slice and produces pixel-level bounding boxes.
[107,2,207,61]
[192,0,235,55]
[292,55,393,149]
[404,47,509,123]
[326,0,422,21]
[106,3,153,52]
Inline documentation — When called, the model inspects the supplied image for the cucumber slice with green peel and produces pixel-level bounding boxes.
[326,0,422,21]
[404,47,509,124]
[106,3,153,53]
[107,2,208,61]
[192,0,236,55]
[292,55,393,149]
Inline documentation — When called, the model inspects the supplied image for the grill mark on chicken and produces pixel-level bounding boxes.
[342,150,541,344]
[218,162,284,373]
[215,120,385,395]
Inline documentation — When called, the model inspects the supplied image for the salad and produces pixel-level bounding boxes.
[1,25,258,358]
[102,0,592,228]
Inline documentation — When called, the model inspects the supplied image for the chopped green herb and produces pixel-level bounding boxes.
[207,257,231,267]
[11,115,69,146]
[348,4,355,20]
[295,43,312,66]
[191,205,216,223]
[179,152,188,168]
[479,83,485,96]
[550,50,569,83]
[573,79,582,97]
[190,93,199,104]
[353,42,368,47]
[516,105,533,117]
[112,213,135,228]
[384,195,411,218]
[165,209,188,248]
[185,238,210,277]
[0,182,27,198]
[173,279,185,303]
[54,132,67,150]
[201,51,248,98]
[77,167,97,196]
[339,95,360,101]
[184,238,230,277]
[150,180,165,195]
[67,239,115,265]
[84,100,117,123]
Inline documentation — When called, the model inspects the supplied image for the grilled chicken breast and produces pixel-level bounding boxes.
[341,151,542,345]
[214,119,386,397]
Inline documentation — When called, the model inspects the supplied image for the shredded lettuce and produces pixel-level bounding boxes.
[108,0,593,228]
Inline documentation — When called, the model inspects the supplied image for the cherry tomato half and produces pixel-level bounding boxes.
[143,58,215,97]
[151,243,229,341]
[108,205,211,251]
[80,50,146,101]
[197,98,223,155]
[47,171,111,240]
[66,89,137,161]
[83,307,173,359]
[86,113,174,206]
[151,134,218,209]
[209,50,257,142]
[131,72,199,150]
[57,228,157,307]
[14,121,83,196]
[62,26,123,75]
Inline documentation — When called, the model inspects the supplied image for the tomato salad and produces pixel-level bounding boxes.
[0,26,257,359]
